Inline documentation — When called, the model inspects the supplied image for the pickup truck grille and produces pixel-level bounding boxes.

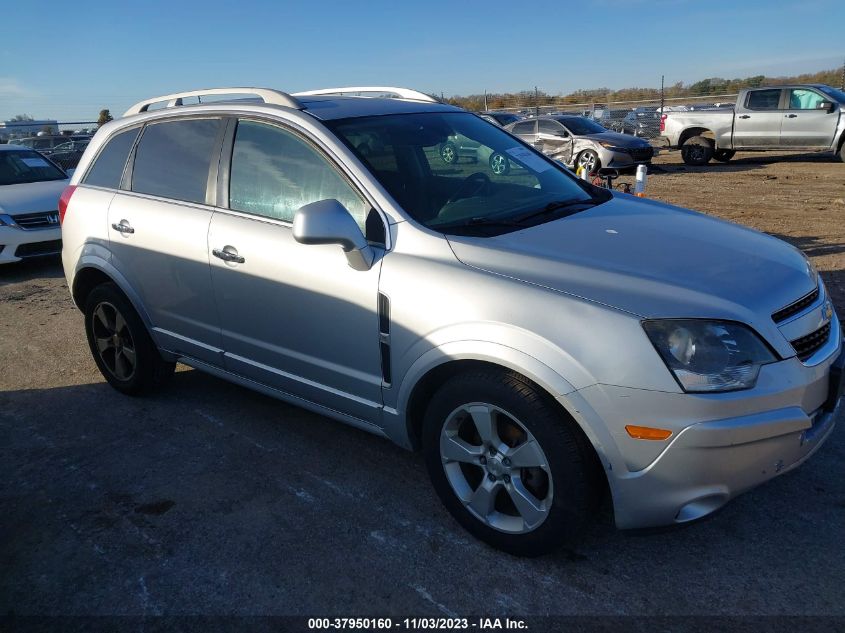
[12,211,60,230]
[772,287,820,323]
[791,322,831,362]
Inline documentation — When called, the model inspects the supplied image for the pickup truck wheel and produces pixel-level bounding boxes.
[84,282,175,396]
[713,149,736,163]
[838,142,845,163]
[422,369,598,556]
[681,136,714,166]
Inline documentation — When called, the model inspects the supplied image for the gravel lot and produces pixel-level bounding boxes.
[1,150,843,619]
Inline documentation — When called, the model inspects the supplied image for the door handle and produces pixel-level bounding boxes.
[212,247,245,264]
[738,115,751,119]
[785,114,798,118]
[111,220,134,234]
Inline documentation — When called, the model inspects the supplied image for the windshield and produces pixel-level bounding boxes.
[0,150,66,185]
[557,117,607,135]
[817,85,845,104]
[327,112,603,235]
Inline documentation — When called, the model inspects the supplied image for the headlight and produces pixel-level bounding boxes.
[598,142,627,151]
[642,320,777,392]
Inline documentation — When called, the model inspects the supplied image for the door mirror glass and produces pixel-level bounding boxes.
[293,199,375,271]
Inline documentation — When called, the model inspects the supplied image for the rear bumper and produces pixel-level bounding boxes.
[0,225,62,264]
[564,329,843,529]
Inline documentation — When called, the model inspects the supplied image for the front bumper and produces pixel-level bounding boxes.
[601,147,655,169]
[0,225,62,264]
[0,226,62,264]
[564,328,843,529]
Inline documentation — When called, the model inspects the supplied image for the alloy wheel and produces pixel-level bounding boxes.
[578,152,597,172]
[439,402,553,534]
[490,153,508,175]
[91,301,137,381]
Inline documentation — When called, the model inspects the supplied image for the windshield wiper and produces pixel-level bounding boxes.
[512,198,598,224]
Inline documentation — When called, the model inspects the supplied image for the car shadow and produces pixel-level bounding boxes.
[0,255,64,286]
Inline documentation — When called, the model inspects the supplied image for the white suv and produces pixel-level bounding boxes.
[61,87,843,555]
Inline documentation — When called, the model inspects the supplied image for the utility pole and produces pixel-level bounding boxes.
[841,57,845,90]
[660,74,665,113]
[535,86,539,117]
[483,90,488,111]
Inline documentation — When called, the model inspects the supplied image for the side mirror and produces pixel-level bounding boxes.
[293,199,375,271]
[817,100,836,113]
[556,130,570,138]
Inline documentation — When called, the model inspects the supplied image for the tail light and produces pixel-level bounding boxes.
[659,114,667,132]
[58,185,77,225]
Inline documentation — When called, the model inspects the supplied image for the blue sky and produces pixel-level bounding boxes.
[1,0,843,122]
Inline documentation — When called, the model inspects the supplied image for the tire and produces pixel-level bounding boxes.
[837,142,845,163]
[84,282,175,396]
[681,135,714,166]
[422,369,599,556]
[575,150,600,174]
[440,142,459,165]
[489,152,510,175]
[712,149,736,163]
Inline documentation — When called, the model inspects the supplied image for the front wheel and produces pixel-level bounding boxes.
[712,149,736,163]
[84,283,175,395]
[422,370,599,556]
[575,150,600,174]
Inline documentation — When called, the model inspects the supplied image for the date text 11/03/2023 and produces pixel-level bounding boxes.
[307,617,528,630]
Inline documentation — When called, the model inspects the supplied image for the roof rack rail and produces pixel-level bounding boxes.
[123,88,304,117]
[292,86,439,103]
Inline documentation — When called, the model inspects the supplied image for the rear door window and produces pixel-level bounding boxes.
[745,89,782,110]
[512,120,537,135]
[83,128,140,189]
[131,118,221,204]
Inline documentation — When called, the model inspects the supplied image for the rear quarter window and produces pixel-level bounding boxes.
[83,128,140,189]
[131,118,221,204]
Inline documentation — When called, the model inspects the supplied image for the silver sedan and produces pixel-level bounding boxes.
[506,115,655,173]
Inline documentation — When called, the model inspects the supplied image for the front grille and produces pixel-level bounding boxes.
[629,147,654,162]
[772,287,820,323]
[14,239,62,258]
[12,211,60,230]
[791,321,831,362]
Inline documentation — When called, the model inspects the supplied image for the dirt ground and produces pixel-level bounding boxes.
[648,149,844,313]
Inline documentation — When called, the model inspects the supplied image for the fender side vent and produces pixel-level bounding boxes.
[378,292,391,386]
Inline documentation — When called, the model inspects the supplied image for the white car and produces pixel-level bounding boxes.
[0,145,68,264]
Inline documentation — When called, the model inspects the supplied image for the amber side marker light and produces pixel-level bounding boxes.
[625,425,672,440]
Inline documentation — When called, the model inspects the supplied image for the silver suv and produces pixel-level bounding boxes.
[61,86,843,556]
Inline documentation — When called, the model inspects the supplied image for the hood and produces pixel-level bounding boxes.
[0,179,68,215]
[446,195,815,324]
[582,131,649,147]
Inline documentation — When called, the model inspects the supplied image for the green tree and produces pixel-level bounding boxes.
[97,109,113,127]
[11,114,34,122]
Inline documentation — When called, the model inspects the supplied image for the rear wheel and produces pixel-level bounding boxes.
[84,283,175,395]
[681,135,714,165]
[422,370,599,556]
[712,149,736,163]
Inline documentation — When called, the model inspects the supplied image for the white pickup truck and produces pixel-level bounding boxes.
[660,84,845,165]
